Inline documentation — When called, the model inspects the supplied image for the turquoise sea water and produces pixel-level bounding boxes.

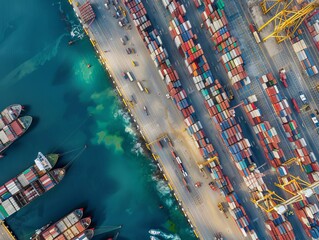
[0,1,195,239]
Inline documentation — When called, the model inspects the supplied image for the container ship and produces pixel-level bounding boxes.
[0,104,22,130]
[0,115,33,154]
[31,208,93,240]
[0,152,63,220]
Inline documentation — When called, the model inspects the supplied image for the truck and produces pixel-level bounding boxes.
[126,71,135,82]
[143,106,149,116]
[137,81,145,92]
[299,91,308,105]
[249,24,261,43]
[310,113,319,128]
[209,181,217,191]
[291,98,300,113]
[279,68,288,88]
[218,202,228,218]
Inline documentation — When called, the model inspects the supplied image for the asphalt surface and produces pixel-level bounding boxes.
[70,0,247,239]
[0,222,15,240]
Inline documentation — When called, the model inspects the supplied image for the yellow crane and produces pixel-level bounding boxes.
[252,174,319,214]
[197,156,219,170]
[258,0,319,42]
[282,157,304,171]
[145,134,168,149]
[260,0,289,14]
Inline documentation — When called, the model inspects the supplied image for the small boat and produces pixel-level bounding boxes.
[87,64,91,68]
[149,229,161,235]
[68,40,75,45]
[150,236,161,240]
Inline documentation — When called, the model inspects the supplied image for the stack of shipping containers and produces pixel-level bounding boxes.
[124,0,257,238]
[306,18,319,53]
[290,30,318,77]
[200,1,251,90]
[261,73,319,238]
[160,0,261,238]
[0,159,64,220]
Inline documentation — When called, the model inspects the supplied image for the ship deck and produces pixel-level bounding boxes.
[0,221,16,240]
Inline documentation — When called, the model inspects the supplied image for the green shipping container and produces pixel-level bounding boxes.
[303,164,313,173]
[0,205,9,219]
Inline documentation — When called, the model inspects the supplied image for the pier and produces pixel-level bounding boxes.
[0,221,16,240]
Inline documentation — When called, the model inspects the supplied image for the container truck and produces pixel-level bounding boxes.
[279,68,288,88]
[137,81,144,92]
[310,113,319,128]
[291,98,300,113]
[126,71,135,82]
[249,24,261,43]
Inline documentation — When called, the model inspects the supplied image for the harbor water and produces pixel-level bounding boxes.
[0,1,196,239]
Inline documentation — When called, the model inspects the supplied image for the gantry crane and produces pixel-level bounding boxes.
[260,0,290,15]
[197,156,219,170]
[282,157,304,171]
[145,134,168,149]
[252,174,319,214]
[251,189,286,213]
[258,0,319,43]
[273,174,319,214]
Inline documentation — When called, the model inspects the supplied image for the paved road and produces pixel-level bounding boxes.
[0,221,15,240]
[70,0,246,239]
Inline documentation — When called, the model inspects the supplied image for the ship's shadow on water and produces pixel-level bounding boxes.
[21,104,31,113]
[28,116,39,131]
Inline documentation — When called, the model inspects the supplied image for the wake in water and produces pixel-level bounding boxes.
[114,109,144,155]
[149,229,181,240]
[53,1,85,40]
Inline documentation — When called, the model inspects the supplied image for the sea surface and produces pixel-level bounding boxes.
[0,1,196,239]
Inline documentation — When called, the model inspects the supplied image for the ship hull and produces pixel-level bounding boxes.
[0,104,22,130]
[0,116,33,154]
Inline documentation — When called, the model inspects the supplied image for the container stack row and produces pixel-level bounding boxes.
[124,0,255,237]
[192,0,202,8]
[78,1,95,24]
[40,210,91,240]
[260,73,319,182]
[162,0,186,18]
[243,95,285,169]
[201,0,251,90]
[242,94,319,238]
[265,212,294,240]
[0,118,25,147]
[161,0,259,238]
[0,162,56,219]
[0,108,18,127]
[290,30,318,77]
[171,151,188,178]
[226,192,257,238]
[305,19,319,53]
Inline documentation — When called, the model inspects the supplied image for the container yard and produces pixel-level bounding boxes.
[64,0,319,239]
